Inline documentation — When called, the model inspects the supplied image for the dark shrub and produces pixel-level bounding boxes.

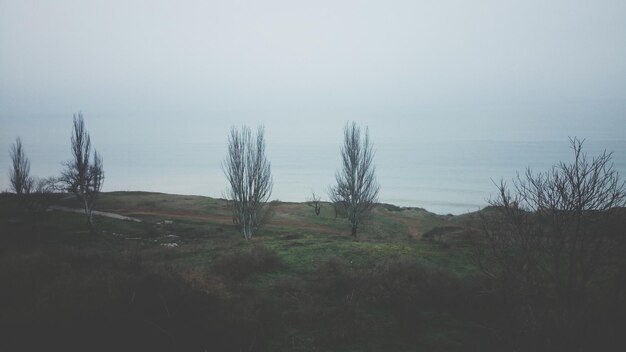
[272,276,311,304]
[314,256,360,298]
[309,257,374,347]
[362,258,460,337]
[0,245,279,352]
[367,258,458,304]
[315,256,351,276]
[214,245,283,280]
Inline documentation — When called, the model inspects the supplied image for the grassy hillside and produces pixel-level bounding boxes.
[1,192,623,351]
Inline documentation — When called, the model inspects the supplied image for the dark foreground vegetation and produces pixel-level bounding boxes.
[1,191,625,351]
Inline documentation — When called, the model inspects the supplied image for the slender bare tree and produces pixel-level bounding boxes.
[329,121,380,237]
[222,126,273,240]
[61,113,104,230]
[307,191,322,216]
[8,137,32,196]
[8,138,63,224]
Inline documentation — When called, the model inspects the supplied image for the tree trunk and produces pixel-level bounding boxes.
[243,222,252,240]
[84,199,95,233]
[87,211,95,233]
[351,224,357,237]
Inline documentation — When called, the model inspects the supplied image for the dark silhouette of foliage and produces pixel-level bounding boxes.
[475,137,626,350]
[213,245,283,280]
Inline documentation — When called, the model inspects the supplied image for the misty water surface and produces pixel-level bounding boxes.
[2,140,624,215]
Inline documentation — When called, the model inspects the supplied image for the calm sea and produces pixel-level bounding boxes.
[1,140,625,215]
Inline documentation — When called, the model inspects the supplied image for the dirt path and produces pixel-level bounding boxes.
[50,206,143,223]
[51,206,342,235]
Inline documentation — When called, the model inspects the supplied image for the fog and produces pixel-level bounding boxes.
[1,0,625,146]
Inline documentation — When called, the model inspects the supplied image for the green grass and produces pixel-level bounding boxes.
[0,192,491,351]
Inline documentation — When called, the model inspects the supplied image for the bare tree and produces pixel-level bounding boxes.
[330,200,345,220]
[222,126,273,240]
[474,137,626,346]
[8,138,63,224]
[8,137,32,196]
[307,191,322,216]
[329,121,380,237]
[61,113,104,230]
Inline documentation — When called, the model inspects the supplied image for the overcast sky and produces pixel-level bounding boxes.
[1,0,625,145]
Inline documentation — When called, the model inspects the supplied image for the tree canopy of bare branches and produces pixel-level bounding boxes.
[475,137,626,347]
[8,138,63,224]
[222,126,273,240]
[61,113,104,230]
[307,191,322,216]
[329,121,380,237]
[9,137,31,196]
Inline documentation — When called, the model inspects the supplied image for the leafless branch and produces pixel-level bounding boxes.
[60,113,104,231]
[328,121,380,236]
[475,137,626,334]
[306,191,322,216]
[222,125,273,240]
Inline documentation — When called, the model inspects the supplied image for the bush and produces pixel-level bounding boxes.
[310,257,471,345]
[314,256,360,299]
[0,244,281,352]
[368,258,458,305]
[474,138,626,351]
[180,266,230,298]
[213,245,283,280]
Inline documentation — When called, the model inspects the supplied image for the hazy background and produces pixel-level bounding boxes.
[1,0,625,213]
